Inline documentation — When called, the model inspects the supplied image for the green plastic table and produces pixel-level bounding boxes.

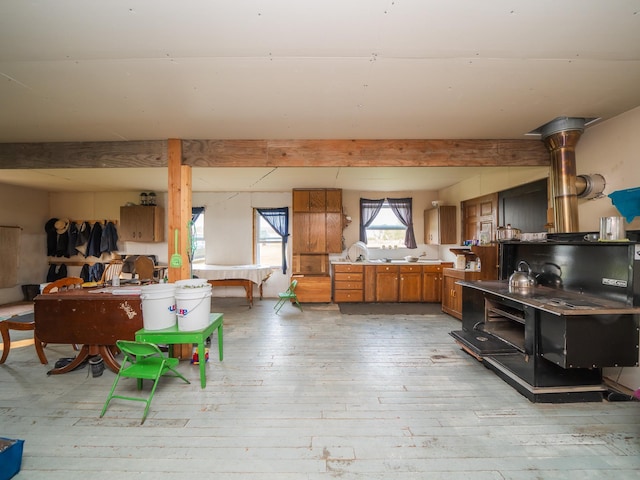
[135,313,223,388]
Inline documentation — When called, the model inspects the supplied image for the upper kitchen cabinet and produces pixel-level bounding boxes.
[425,205,456,244]
[119,205,164,242]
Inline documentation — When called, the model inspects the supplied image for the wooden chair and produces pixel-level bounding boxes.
[42,277,84,352]
[0,311,47,364]
[99,261,123,286]
[1,277,85,364]
[42,276,84,294]
[134,256,155,282]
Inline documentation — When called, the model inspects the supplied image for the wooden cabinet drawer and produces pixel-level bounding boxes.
[333,264,364,273]
[400,265,422,273]
[292,275,331,303]
[375,265,398,273]
[334,281,363,291]
[334,272,363,282]
[422,265,443,273]
[334,290,364,303]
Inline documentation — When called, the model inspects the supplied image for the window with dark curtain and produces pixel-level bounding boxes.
[257,207,289,274]
[359,198,385,244]
[191,206,205,224]
[387,197,417,249]
[360,197,417,249]
[190,207,206,263]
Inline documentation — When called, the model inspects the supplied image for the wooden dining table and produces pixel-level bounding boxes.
[192,264,272,307]
[34,288,143,374]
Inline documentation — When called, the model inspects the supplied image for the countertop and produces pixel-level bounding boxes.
[332,259,449,265]
[459,279,640,316]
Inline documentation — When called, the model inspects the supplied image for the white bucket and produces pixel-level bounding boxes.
[175,278,209,288]
[140,283,177,331]
[176,283,212,331]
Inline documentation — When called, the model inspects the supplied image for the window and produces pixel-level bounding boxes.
[360,197,418,249]
[364,201,407,248]
[255,207,289,272]
[256,214,281,266]
[191,207,205,263]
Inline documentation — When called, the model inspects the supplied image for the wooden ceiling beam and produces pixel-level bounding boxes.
[0,138,549,169]
[182,139,549,167]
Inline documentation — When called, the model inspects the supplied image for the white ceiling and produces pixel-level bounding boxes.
[1,1,639,192]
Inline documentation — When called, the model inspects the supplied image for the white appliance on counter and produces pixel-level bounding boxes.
[346,241,369,262]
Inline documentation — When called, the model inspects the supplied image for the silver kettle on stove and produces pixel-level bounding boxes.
[509,261,537,290]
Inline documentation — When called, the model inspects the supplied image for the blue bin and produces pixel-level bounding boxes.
[0,437,24,480]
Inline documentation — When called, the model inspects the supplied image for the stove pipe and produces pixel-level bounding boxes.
[540,117,586,233]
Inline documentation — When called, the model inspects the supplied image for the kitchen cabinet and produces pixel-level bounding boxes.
[292,274,331,303]
[376,264,432,303]
[333,264,364,302]
[425,205,456,244]
[292,188,343,256]
[292,212,326,253]
[119,205,164,242]
[332,262,453,304]
[293,189,327,212]
[422,264,452,302]
[292,189,343,302]
[442,268,481,319]
[399,265,422,302]
[364,265,376,302]
[325,211,343,253]
[375,265,399,302]
[292,254,329,275]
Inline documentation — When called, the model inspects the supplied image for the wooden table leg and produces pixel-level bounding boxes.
[47,345,90,375]
[0,323,11,364]
[97,345,121,373]
[246,281,253,307]
[33,334,48,364]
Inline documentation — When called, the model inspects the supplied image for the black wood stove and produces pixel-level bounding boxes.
[450,231,640,403]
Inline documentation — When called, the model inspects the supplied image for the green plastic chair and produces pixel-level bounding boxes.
[274,279,302,314]
[100,340,190,424]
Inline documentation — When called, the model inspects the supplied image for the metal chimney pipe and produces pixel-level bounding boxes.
[539,117,586,233]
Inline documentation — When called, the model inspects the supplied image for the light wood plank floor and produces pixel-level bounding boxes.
[1,298,639,479]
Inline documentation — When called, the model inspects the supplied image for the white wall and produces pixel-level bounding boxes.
[0,184,50,304]
[577,106,640,232]
[192,191,292,298]
[575,106,640,391]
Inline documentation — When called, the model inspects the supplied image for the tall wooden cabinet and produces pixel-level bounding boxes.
[119,205,164,242]
[292,188,343,302]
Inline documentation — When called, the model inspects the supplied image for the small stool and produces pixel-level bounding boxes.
[0,312,48,364]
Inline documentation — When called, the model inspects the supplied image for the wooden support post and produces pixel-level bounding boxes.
[167,139,192,282]
[167,139,194,359]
